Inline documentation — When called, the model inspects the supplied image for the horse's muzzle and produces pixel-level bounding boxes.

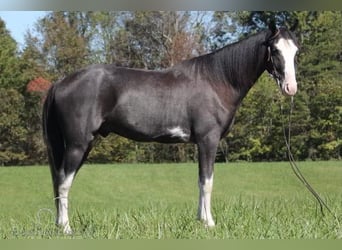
[282,81,297,96]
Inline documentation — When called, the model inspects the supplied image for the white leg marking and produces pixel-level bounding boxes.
[275,38,298,96]
[57,172,75,234]
[198,174,215,227]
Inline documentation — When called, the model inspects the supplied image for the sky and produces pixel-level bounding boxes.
[0,11,47,48]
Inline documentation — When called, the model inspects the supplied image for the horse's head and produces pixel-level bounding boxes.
[265,22,299,96]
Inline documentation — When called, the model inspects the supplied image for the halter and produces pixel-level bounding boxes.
[266,28,280,62]
[267,47,282,84]
[265,29,282,85]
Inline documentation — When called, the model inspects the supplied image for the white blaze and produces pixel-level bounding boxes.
[275,38,298,96]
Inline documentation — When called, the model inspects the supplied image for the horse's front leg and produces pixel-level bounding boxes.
[197,132,220,228]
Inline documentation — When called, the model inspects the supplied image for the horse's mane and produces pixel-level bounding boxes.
[177,30,273,89]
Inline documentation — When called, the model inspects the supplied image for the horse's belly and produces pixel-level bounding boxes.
[98,89,191,142]
[99,107,191,143]
[99,119,191,143]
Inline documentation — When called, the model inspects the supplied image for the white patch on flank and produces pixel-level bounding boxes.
[275,38,298,96]
[197,174,215,227]
[168,126,188,139]
[57,172,75,234]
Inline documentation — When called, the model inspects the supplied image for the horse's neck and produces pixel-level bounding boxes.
[214,33,268,93]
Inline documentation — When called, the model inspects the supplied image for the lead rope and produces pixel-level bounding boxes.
[280,97,337,220]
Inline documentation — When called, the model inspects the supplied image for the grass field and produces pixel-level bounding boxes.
[0,161,341,239]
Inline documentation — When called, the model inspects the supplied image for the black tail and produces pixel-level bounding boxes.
[42,84,65,198]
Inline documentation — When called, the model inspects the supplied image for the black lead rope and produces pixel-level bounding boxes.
[280,97,337,219]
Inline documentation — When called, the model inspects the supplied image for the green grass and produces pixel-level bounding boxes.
[0,161,341,239]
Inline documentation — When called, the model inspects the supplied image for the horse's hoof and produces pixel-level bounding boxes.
[205,221,215,228]
[63,226,73,235]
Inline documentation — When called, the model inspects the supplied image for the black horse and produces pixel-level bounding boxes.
[43,23,299,234]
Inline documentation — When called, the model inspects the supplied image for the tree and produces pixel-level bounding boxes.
[112,11,205,69]
[33,12,90,79]
[0,18,21,90]
[0,89,27,165]
[296,11,342,159]
[0,19,28,165]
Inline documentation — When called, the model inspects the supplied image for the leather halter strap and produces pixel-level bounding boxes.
[266,29,281,62]
[268,28,281,42]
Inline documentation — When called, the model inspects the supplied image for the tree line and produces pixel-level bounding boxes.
[0,11,341,166]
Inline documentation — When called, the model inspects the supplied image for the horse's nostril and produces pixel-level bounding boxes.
[286,85,290,92]
[284,83,297,96]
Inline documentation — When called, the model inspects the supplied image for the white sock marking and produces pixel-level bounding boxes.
[57,172,75,234]
[198,174,215,227]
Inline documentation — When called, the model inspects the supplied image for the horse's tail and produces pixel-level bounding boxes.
[42,84,64,196]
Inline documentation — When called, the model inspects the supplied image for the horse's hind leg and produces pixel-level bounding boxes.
[54,141,92,234]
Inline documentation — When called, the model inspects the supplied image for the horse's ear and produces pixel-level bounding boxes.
[268,19,277,35]
[290,19,299,32]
